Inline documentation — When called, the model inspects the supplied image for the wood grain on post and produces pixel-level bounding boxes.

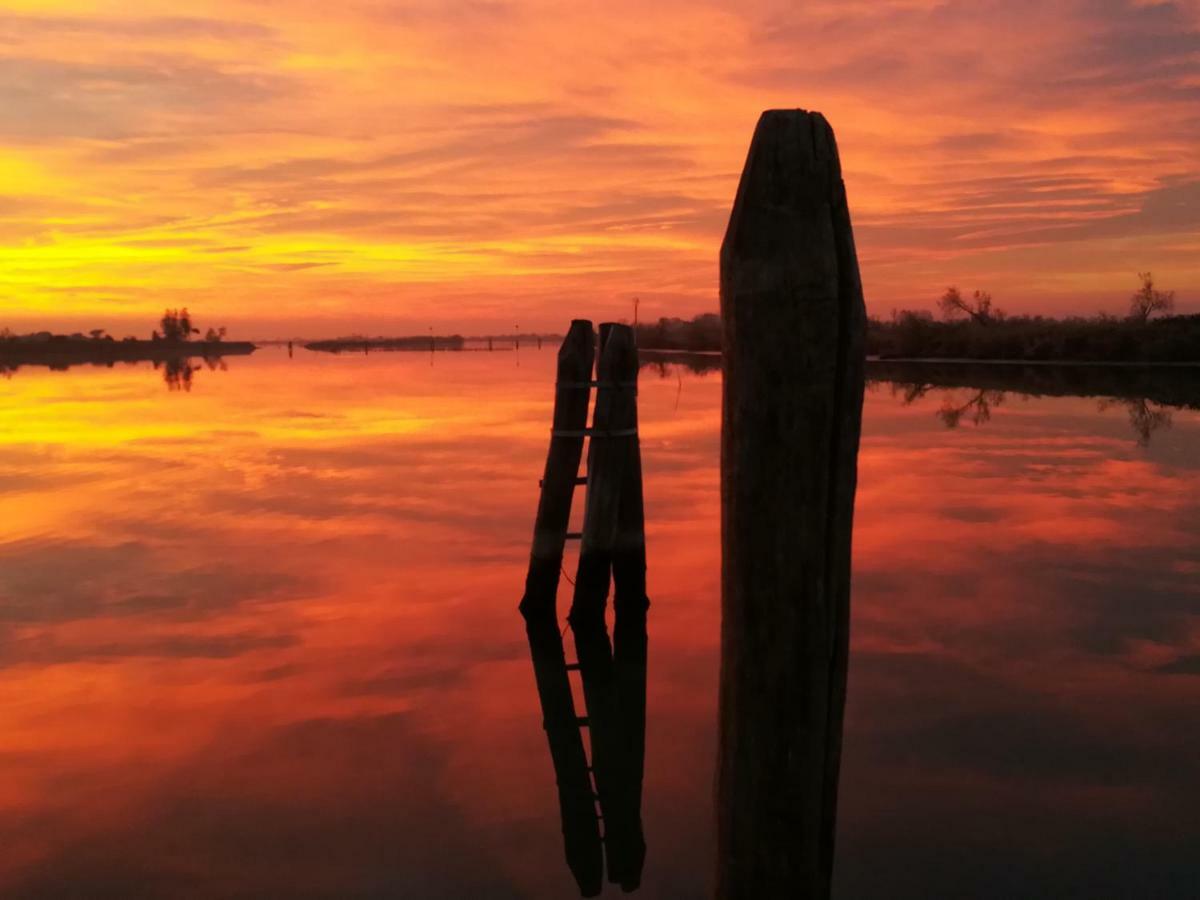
[716,110,867,899]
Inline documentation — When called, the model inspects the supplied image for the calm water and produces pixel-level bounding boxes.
[1,348,1198,899]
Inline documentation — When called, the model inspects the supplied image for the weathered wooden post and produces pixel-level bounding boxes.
[716,110,866,898]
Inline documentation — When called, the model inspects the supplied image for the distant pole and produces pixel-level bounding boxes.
[633,296,639,327]
[488,337,494,352]
[716,110,866,899]
[515,323,520,351]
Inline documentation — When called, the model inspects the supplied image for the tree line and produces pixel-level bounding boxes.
[632,273,1193,363]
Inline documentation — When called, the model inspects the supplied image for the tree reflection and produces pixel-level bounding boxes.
[1098,398,1173,447]
[885,378,1178,446]
[938,389,1005,429]
[158,357,196,392]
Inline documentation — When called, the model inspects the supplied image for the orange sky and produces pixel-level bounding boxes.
[1,0,1198,337]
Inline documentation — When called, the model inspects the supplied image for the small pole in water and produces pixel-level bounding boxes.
[716,109,867,900]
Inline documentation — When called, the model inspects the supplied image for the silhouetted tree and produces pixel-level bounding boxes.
[160,308,200,342]
[161,310,180,341]
[938,287,1003,326]
[1129,272,1175,323]
[88,328,107,341]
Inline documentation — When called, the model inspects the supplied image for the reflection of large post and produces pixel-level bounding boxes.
[716,110,866,898]
[520,321,602,897]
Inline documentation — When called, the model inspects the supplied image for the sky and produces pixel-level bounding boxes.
[1,0,1198,338]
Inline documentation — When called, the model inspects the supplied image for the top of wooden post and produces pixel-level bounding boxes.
[559,319,595,376]
[721,110,846,291]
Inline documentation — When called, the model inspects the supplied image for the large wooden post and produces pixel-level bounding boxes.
[716,110,866,898]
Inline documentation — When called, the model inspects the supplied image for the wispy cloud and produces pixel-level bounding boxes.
[0,0,1197,333]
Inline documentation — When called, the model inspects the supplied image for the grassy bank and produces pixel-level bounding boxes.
[633,312,1200,364]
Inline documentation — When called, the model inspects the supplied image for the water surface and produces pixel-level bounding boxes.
[1,349,1197,898]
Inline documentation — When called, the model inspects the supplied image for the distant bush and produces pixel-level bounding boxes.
[634,314,721,351]
[867,313,1200,362]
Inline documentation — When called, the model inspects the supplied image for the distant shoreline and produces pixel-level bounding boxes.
[638,348,1200,368]
[636,312,1200,364]
[0,340,256,370]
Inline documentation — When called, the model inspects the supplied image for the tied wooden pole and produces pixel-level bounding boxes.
[567,324,644,891]
[519,320,602,897]
[610,327,649,891]
[716,110,866,899]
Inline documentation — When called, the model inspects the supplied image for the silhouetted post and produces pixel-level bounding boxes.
[568,324,642,890]
[520,319,596,625]
[716,110,866,899]
[519,320,602,896]
[488,337,494,352]
[538,335,543,349]
[610,327,649,891]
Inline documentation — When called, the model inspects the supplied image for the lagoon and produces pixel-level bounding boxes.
[1,348,1197,898]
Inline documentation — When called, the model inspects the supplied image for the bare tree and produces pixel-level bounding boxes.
[1129,272,1175,323]
[938,287,1001,325]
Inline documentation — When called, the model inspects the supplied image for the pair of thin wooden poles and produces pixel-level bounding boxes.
[519,320,648,897]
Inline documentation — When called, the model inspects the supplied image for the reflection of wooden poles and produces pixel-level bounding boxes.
[524,615,604,897]
[716,110,867,899]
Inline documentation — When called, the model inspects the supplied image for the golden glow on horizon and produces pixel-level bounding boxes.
[0,1,1198,334]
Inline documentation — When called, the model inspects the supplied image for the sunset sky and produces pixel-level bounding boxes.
[1,0,1198,337]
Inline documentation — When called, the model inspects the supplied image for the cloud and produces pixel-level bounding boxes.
[0,0,1197,332]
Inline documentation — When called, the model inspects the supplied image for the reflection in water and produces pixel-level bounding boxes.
[936,389,1005,429]
[1098,397,1174,446]
[1,350,1199,897]
[155,355,230,392]
[877,361,1196,445]
[1,352,235,392]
